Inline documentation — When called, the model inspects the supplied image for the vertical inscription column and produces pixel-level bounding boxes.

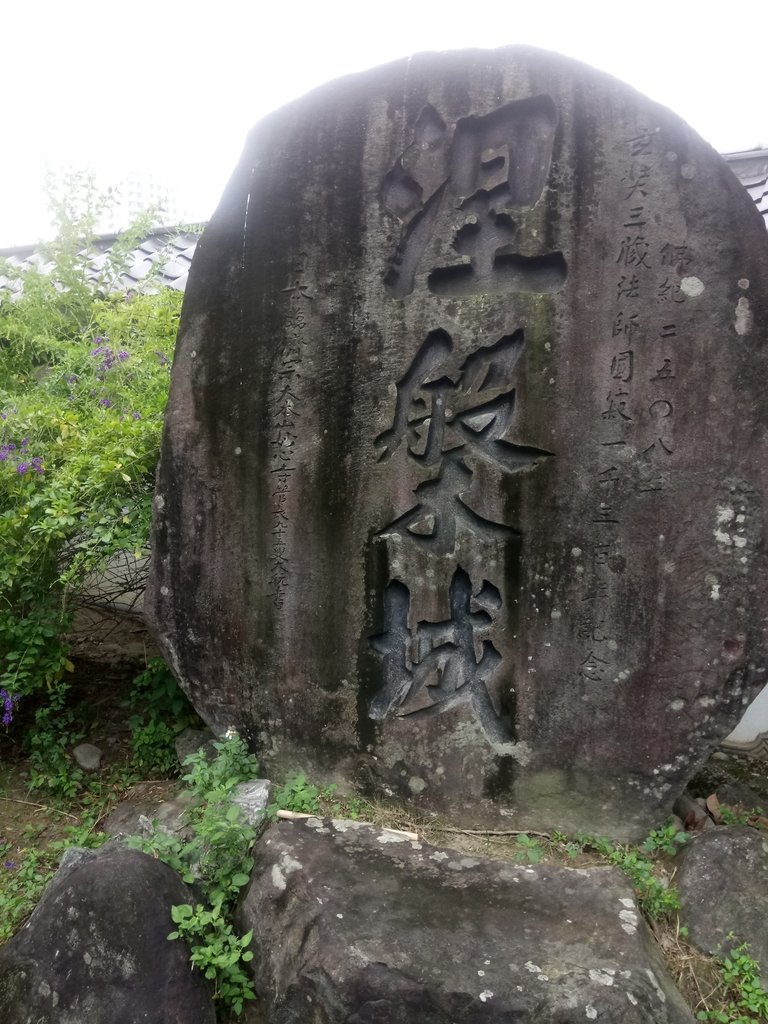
[372,95,566,752]
[580,129,662,684]
[268,274,312,609]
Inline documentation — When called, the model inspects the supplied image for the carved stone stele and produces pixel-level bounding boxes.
[147,47,768,841]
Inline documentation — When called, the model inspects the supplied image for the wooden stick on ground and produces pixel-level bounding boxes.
[433,826,552,840]
[0,796,79,821]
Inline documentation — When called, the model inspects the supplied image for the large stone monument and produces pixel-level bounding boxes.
[147,47,768,840]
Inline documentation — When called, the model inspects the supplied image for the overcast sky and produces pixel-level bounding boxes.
[1,2,764,247]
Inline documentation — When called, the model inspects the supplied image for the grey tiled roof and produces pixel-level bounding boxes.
[0,148,765,299]
[725,148,768,228]
[0,226,202,297]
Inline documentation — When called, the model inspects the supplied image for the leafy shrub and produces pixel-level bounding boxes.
[126,658,200,776]
[129,735,261,1016]
[697,943,768,1023]
[0,173,184,734]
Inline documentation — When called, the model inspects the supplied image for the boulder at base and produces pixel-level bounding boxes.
[147,45,768,841]
[0,845,215,1024]
[677,826,768,975]
[237,818,694,1023]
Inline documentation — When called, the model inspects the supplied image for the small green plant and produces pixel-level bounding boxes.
[0,847,55,943]
[0,815,110,943]
[641,819,689,856]
[126,658,200,776]
[719,805,765,827]
[129,735,260,1016]
[697,943,768,1023]
[181,735,261,801]
[267,772,350,819]
[551,829,582,859]
[168,904,254,1015]
[269,772,322,815]
[27,682,86,797]
[574,831,680,919]
[513,833,543,864]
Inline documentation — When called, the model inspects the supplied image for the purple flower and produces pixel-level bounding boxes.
[3,860,16,870]
[16,461,30,474]
[0,688,18,727]
[66,374,79,385]
[20,437,29,448]
[31,457,44,474]
[155,351,169,367]
[117,350,130,362]
[99,398,112,408]
[131,411,141,420]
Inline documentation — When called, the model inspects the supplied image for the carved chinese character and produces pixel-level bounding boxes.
[651,358,675,380]
[623,163,651,201]
[659,243,692,273]
[623,206,648,229]
[657,278,685,304]
[617,275,640,300]
[376,329,553,554]
[643,399,674,456]
[579,650,610,681]
[369,569,512,745]
[601,390,632,421]
[382,96,567,298]
[612,312,641,341]
[626,129,656,156]
[615,235,651,269]
[610,350,634,382]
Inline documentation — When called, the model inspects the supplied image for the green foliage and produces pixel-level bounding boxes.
[640,819,689,856]
[513,833,543,864]
[266,772,366,822]
[0,172,183,717]
[0,843,54,943]
[182,736,261,803]
[129,735,260,1016]
[126,658,199,776]
[168,904,254,1016]
[574,831,681,919]
[697,944,768,1023]
[719,806,764,827]
[269,772,322,815]
[0,815,109,944]
[27,681,85,797]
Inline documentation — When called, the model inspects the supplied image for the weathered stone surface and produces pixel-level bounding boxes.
[238,818,693,1023]
[174,725,216,766]
[147,46,768,840]
[232,778,271,828]
[677,826,768,974]
[73,742,102,772]
[103,789,194,840]
[0,845,215,1024]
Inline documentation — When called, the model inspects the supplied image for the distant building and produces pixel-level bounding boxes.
[724,148,768,227]
[101,169,189,233]
[0,226,201,296]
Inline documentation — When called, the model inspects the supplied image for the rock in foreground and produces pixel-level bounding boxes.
[0,845,215,1024]
[677,826,768,975]
[238,818,694,1023]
